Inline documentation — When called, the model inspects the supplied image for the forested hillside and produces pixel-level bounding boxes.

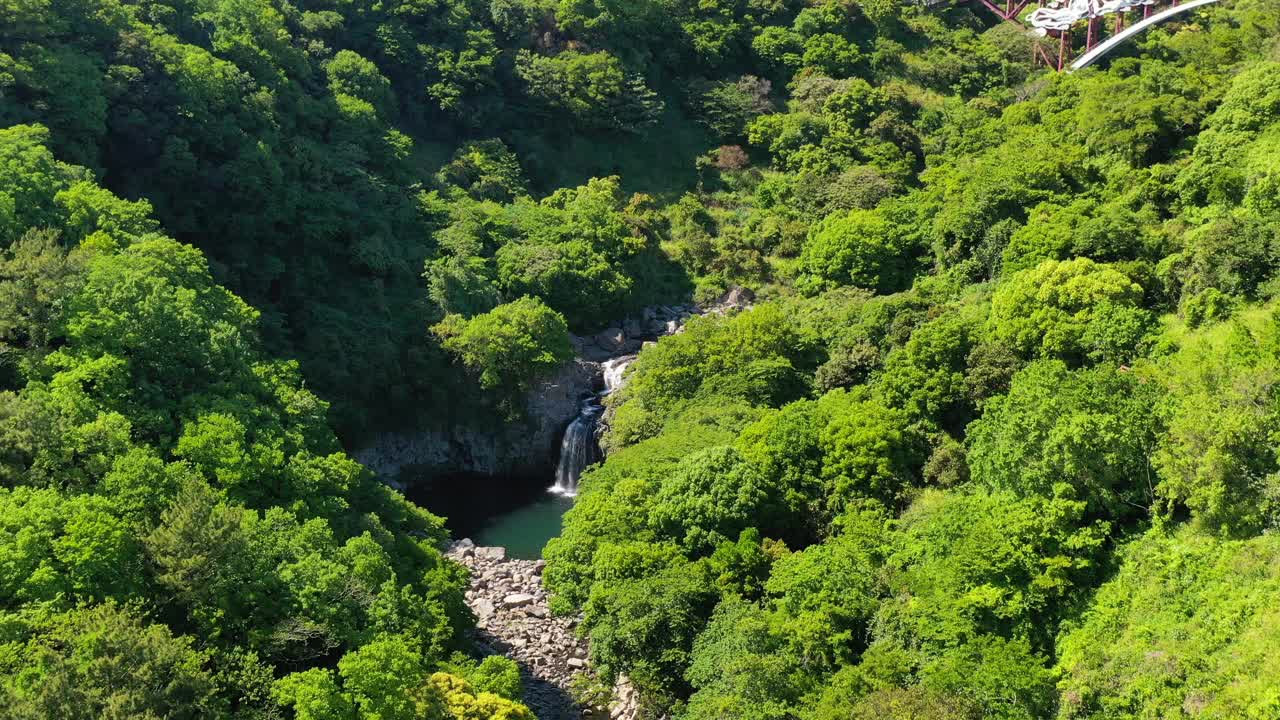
[3,0,1280,717]
[541,2,1280,719]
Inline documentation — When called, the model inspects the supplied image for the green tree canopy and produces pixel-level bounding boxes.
[434,297,572,392]
[988,258,1150,365]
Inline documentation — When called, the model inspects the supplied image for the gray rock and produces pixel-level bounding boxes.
[623,317,645,339]
[502,593,535,608]
[355,360,596,480]
[477,546,507,562]
[718,285,755,309]
[596,328,626,352]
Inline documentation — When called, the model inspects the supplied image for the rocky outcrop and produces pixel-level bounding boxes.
[715,285,755,311]
[608,677,645,720]
[355,360,598,481]
[356,294,755,485]
[572,304,699,362]
[356,302,706,481]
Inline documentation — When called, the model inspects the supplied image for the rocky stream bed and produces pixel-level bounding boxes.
[403,294,758,719]
[446,540,642,720]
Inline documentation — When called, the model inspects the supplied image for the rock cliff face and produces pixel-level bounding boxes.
[355,303,706,482]
[355,359,598,482]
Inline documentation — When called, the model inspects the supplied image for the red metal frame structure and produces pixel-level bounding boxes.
[969,0,1188,70]
[975,0,1037,24]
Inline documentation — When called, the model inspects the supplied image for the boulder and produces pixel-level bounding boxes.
[446,539,476,561]
[477,546,507,562]
[718,285,755,309]
[623,317,645,339]
[502,593,535,608]
[596,328,626,352]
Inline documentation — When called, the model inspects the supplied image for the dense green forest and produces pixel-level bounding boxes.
[540,3,1280,717]
[3,0,1280,717]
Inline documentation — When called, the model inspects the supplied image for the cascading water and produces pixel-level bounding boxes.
[602,356,633,394]
[548,401,600,496]
[549,356,635,497]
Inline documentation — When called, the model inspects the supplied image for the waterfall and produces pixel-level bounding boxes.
[548,355,636,497]
[549,400,600,496]
[602,356,634,394]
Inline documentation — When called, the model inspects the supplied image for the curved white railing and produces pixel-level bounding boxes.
[1029,0,1158,34]
[1070,0,1223,69]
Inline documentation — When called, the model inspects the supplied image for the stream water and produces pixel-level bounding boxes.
[406,356,637,559]
[472,494,577,559]
[479,355,634,557]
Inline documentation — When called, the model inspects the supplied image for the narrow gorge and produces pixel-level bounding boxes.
[356,299,740,555]
[397,295,758,717]
[353,302,724,717]
[426,352,662,718]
